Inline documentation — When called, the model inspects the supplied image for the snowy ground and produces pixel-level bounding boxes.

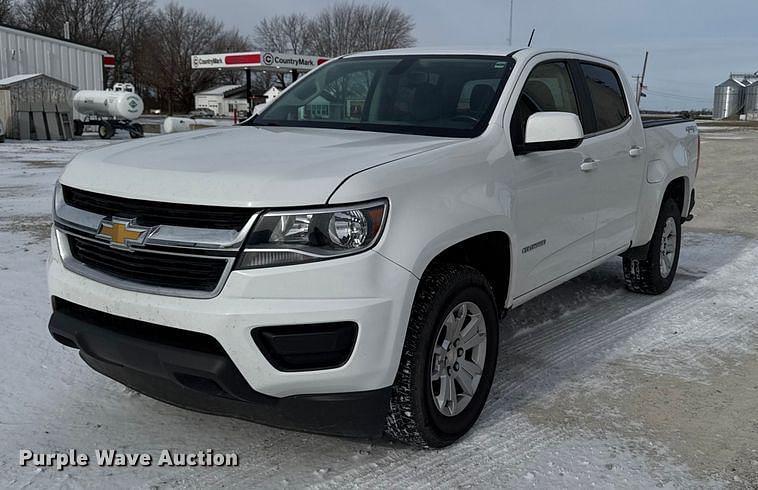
[1,131,757,488]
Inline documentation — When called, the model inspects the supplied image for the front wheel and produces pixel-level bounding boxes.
[623,198,682,294]
[384,264,499,448]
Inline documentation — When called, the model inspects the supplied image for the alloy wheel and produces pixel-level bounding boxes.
[430,301,487,417]
[659,216,677,278]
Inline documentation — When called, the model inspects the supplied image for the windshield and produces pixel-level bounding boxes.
[249,55,514,138]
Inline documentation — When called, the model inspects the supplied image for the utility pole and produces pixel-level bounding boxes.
[245,68,252,113]
[507,0,514,46]
[635,51,649,106]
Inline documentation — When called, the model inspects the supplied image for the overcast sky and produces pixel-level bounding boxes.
[169,0,758,111]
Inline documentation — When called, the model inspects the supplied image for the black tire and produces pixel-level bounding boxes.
[98,121,114,139]
[129,123,144,139]
[623,198,682,295]
[73,119,84,136]
[384,264,499,448]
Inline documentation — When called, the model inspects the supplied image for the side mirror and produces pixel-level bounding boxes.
[520,111,584,154]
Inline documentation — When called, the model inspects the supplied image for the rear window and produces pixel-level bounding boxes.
[579,63,629,132]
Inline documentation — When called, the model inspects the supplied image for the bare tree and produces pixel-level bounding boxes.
[254,13,312,54]
[104,0,155,89]
[17,0,123,46]
[16,0,157,90]
[253,13,315,88]
[253,4,415,87]
[143,2,249,113]
[307,2,415,57]
[0,0,17,24]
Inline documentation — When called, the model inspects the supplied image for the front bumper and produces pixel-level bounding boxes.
[49,298,391,437]
[48,227,418,435]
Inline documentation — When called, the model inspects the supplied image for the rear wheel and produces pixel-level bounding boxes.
[623,198,682,294]
[384,264,499,448]
[98,121,114,139]
[129,123,144,139]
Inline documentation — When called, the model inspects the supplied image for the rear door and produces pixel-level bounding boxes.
[572,61,645,257]
[509,59,598,295]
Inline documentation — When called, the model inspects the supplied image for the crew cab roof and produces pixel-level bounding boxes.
[341,47,619,67]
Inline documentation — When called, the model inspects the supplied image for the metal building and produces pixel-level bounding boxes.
[194,85,249,117]
[744,81,758,120]
[712,78,745,120]
[0,24,107,92]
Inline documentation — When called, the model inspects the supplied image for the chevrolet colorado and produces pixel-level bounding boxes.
[48,48,699,447]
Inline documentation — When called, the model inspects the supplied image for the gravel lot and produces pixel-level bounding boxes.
[0,129,756,488]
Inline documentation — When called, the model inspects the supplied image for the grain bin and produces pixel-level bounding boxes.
[712,78,745,120]
[743,81,758,120]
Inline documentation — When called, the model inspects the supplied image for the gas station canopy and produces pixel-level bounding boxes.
[191,51,329,73]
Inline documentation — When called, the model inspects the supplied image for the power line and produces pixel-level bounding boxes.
[645,89,711,102]
[645,77,712,87]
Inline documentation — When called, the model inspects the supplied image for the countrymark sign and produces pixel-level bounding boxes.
[191,51,328,72]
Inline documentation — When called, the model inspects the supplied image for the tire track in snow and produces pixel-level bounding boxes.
[313,242,758,488]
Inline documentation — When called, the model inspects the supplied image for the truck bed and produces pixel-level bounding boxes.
[641,116,694,129]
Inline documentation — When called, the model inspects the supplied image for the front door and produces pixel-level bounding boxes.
[509,60,598,296]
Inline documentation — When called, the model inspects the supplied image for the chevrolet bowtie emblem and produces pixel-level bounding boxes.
[97,217,150,250]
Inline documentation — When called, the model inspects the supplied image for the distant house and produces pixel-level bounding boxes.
[251,86,286,116]
[193,85,250,117]
[264,86,281,103]
[295,95,331,119]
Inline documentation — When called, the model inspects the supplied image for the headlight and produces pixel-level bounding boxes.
[237,200,388,269]
[53,181,63,215]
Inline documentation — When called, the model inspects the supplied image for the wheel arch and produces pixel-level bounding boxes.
[632,173,691,248]
[662,175,690,217]
[419,231,512,315]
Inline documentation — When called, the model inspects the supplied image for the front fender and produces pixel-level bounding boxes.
[328,130,516,292]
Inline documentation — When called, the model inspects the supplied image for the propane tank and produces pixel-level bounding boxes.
[73,83,144,120]
[163,116,220,133]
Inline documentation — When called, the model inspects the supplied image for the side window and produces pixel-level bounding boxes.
[579,63,629,132]
[510,61,579,148]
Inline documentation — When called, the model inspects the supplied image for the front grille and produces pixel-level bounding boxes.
[68,235,228,292]
[62,185,254,231]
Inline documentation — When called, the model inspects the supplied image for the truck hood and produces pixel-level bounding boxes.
[60,126,459,207]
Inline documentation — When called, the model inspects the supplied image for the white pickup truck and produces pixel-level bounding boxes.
[48,48,698,447]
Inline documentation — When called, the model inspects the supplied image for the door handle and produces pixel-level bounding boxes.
[629,146,643,158]
[580,158,599,172]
